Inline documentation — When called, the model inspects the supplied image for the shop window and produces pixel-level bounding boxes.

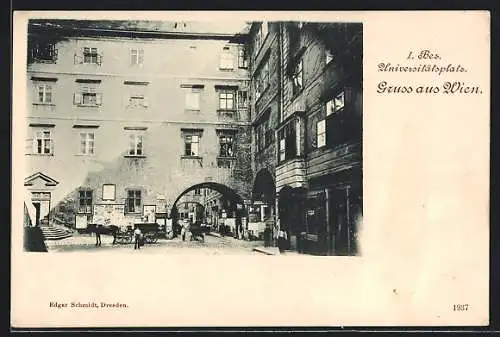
[78,190,93,213]
[317,120,326,148]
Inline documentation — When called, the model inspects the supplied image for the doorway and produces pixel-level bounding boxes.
[32,202,41,227]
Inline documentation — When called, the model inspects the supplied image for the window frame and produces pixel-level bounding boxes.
[37,83,53,104]
[79,131,95,156]
[316,119,326,148]
[130,47,145,66]
[83,47,99,64]
[33,129,53,155]
[292,58,304,96]
[218,90,235,110]
[184,134,200,157]
[219,134,235,157]
[126,189,142,213]
[78,189,93,214]
[127,132,144,156]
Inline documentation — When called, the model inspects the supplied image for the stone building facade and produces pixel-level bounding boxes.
[24,20,253,230]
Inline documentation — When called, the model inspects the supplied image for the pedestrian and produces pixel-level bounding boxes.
[263,224,270,247]
[95,225,102,247]
[277,227,288,254]
[134,227,142,250]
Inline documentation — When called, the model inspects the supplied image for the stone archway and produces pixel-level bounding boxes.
[278,185,307,250]
[170,182,246,238]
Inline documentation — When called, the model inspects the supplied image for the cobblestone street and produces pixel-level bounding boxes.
[45,233,264,255]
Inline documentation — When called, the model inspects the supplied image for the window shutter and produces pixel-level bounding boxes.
[97,53,103,66]
[50,137,54,155]
[96,93,102,106]
[73,93,82,105]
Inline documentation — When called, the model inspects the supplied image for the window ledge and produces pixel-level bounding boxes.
[219,68,235,71]
[76,104,100,108]
[181,156,203,159]
[124,155,146,158]
[32,103,56,106]
[217,156,236,160]
[185,108,201,112]
[27,153,54,156]
[75,154,95,157]
[217,109,236,113]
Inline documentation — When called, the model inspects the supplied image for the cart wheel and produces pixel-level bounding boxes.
[152,237,159,244]
[145,236,153,244]
[125,236,132,244]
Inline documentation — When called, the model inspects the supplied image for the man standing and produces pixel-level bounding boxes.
[95,225,102,247]
[134,227,142,250]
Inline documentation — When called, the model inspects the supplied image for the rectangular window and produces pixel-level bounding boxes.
[220,47,234,70]
[126,190,142,213]
[79,132,95,155]
[317,119,326,148]
[255,60,269,101]
[37,84,53,104]
[128,133,144,156]
[130,48,144,66]
[33,130,53,155]
[194,189,201,195]
[78,190,93,213]
[219,135,234,157]
[185,89,201,110]
[75,87,102,107]
[237,90,248,109]
[128,94,146,108]
[292,59,304,96]
[326,91,345,116]
[83,47,99,64]
[238,47,248,68]
[278,122,298,163]
[184,135,200,156]
[30,42,57,63]
[219,91,235,110]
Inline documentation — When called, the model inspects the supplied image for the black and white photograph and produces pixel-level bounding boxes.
[12,11,489,328]
[23,18,363,256]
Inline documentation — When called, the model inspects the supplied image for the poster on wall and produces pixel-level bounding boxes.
[75,214,88,229]
[92,204,125,226]
[143,205,156,223]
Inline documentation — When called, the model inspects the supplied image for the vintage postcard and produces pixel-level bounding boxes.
[11,10,490,328]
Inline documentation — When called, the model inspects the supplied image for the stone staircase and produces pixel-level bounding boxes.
[40,225,73,241]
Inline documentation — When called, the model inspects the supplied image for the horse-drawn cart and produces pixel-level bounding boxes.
[134,223,161,244]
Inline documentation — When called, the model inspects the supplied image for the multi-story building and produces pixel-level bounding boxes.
[276,22,363,255]
[245,21,282,239]
[23,19,253,231]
